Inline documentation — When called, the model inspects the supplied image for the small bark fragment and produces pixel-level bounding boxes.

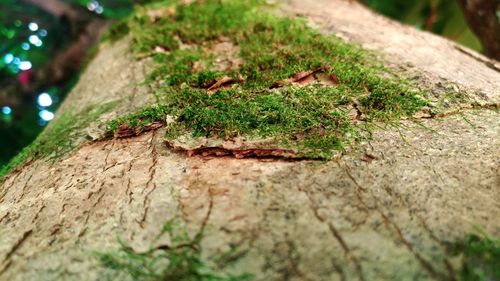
[271,65,340,88]
[154,46,170,54]
[210,40,243,71]
[291,68,323,83]
[361,153,378,163]
[165,140,297,159]
[115,122,164,138]
[316,72,340,86]
[206,75,244,93]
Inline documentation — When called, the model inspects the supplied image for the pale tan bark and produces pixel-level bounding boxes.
[0,1,499,280]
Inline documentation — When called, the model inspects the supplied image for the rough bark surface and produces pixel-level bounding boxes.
[0,1,499,280]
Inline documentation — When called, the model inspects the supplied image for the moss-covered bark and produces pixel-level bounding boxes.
[0,1,498,281]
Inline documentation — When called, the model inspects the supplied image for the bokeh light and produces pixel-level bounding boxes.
[1,106,12,115]
[37,93,53,107]
[28,22,38,31]
[18,61,32,70]
[38,110,54,121]
[87,1,105,15]
[29,34,42,45]
[3,54,14,64]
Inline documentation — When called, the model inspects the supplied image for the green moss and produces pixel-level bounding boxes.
[107,105,170,133]
[96,219,252,281]
[109,0,430,159]
[102,19,131,43]
[451,234,500,281]
[0,103,115,184]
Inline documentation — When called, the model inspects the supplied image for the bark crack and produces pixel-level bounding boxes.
[454,42,500,70]
[297,181,366,281]
[102,140,116,172]
[87,182,104,200]
[31,205,46,223]
[15,170,35,204]
[195,190,214,241]
[338,160,445,280]
[0,212,9,224]
[0,230,33,275]
[138,131,159,228]
[0,170,22,203]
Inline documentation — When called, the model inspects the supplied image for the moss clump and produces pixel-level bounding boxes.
[107,105,170,133]
[0,103,114,184]
[109,0,429,158]
[102,19,131,43]
[451,234,500,281]
[96,219,252,281]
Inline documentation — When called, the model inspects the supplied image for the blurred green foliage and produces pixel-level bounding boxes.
[0,0,65,79]
[362,0,482,51]
[0,0,134,167]
[0,0,68,167]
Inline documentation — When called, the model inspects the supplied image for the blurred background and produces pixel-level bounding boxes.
[0,0,495,167]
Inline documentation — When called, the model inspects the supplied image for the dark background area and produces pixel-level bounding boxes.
[0,0,492,167]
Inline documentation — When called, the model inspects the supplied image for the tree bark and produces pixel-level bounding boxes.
[457,0,500,61]
[0,1,499,280]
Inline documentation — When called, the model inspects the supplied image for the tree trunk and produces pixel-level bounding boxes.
[0,1,499,280]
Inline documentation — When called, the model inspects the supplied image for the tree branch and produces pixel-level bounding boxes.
[457,0,500,61]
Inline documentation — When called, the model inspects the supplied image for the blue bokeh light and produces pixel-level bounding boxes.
[3,54,14,64]
[39,110,55,121]
[2,106,12,115]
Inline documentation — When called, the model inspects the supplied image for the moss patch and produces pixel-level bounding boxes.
[102,19,131,43]
[108,0,429,159]
[0,103,114,184]
[96,219,252,281]
[450,233,500,281]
